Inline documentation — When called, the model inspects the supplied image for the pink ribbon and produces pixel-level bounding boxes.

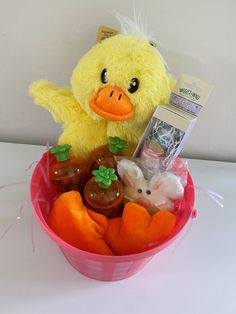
[193,185,224,208]
[0,181,28,190]
[25,161,38,171]
[0,202,27,241]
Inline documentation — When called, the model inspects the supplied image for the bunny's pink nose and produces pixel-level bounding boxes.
[137,197,151,208]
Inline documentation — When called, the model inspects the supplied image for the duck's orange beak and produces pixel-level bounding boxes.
[89,85,134,121]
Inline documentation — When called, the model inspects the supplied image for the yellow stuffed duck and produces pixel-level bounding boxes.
[29,14,173,159]
[30,14,178,256]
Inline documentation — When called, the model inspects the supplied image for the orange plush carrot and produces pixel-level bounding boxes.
[104,202,176,255]
[48,191,114,255]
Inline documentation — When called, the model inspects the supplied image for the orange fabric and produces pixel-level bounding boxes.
[49,193,176,256]
[48,191,114,255]
[89,85,134,121]
[104,202,177,255]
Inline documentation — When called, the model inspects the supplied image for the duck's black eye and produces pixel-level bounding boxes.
[128,78,139,93]
[137,189,142,193]
[146,190,151,195]
[101,68,108,84]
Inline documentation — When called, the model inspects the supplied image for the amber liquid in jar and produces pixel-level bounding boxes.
[84,177,124,218]
[89,145,116,172]
[49,158,86,193]
[87,137,129,178]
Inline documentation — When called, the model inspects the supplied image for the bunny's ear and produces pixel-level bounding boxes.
[150,172,184,198]
[117,159,144,187]
[149,173,162,190]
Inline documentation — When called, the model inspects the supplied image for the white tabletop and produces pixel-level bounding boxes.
[0,142,235,314]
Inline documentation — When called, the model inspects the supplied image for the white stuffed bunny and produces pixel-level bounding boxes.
[117,159,184,215]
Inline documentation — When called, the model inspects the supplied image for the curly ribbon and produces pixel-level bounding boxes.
[25,161,38,171]
[187,184,224,208]
[194,185,224,208]
[0,181,28,190]
[0,223,15,241]
[0,141,52,251]
[172,217,194,253]
[30,214,35,253]
[172,185,224,252]
[0,202,26,241]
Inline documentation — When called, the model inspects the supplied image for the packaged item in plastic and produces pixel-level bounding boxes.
[117,158,185,215]
[133,74,213,171]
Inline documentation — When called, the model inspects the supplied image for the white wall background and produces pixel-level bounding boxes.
[0,0,235,162]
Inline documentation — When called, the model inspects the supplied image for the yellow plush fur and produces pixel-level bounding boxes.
[29,34,173,160]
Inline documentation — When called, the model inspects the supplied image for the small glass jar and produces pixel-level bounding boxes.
[84,166,124,218]
[49,144,86,193]
[88,136,128,177]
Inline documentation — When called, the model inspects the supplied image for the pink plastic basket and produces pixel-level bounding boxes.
[30,152,195,281]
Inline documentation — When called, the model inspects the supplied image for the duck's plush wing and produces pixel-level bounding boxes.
[29,80,83,125]
[30,80,108,159]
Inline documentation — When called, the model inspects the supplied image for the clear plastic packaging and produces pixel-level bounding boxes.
[116,157,188,215]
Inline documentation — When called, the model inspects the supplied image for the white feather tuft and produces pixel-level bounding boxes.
[112,10,169,70]
[113,10,154,42]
